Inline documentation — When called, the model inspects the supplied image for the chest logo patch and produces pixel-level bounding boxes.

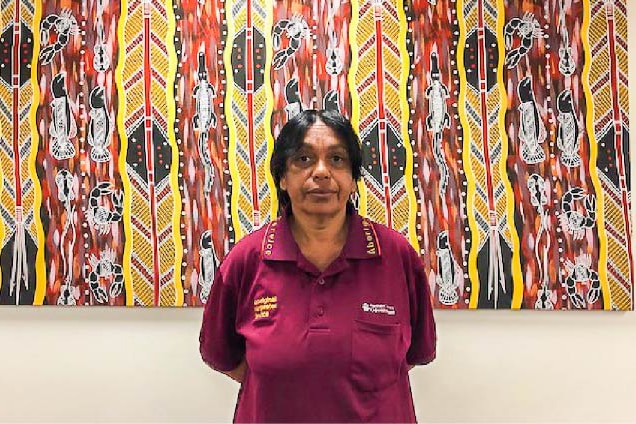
[254,295,278,319]
[361,302,396,316]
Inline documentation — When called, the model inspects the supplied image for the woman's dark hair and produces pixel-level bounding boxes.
[270,109,363,210]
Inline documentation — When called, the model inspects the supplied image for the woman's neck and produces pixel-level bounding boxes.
[289,207,348,248]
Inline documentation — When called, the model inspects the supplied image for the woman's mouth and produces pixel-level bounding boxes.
[307,189,336,198]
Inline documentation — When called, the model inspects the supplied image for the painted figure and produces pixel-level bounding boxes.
[199,230,219,304]
[517,77,546,164]
[426,52,451,196]
[49,73,77,160]
[556,89,581,167]
[193,52,217,195]
[436,231,460,305]
[504,13,543,68]
[40,10,78,64]
[88,86,113,163]
[272,15,310,69]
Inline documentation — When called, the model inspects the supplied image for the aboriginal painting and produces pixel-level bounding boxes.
[0,0,632,309]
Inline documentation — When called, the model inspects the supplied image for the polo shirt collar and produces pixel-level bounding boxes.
[261,205,381,262]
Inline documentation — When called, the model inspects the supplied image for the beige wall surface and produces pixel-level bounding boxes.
[0,309,635,423]
[1,3,636,423]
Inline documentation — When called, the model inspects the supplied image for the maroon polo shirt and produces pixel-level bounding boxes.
[200,208,436,423]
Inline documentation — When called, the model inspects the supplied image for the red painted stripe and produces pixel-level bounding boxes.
[605,2,634,288]
[143,1,161,306]
[12,5,22,207]
[593,113,612,135]
[359,36,376,56]
[160,269,174,285]
[590,73,609,94]
[125,108,145,128]
[150,32,168,54]
[603,218,624,244]
[607,259,629,288]
[476,4,496,216]
[373,3,392,228]
[128,0,142,12]
[152,105,168,129]
[601,182,622,205]
[131,254,155,281]
[360,112,375,130]
[387,114,401,132]
[381,34,400,57]
[130,215,153,239]
[150,67,167,86]
[365,181,384,200]
[384,72,400,91]
[359,1,373,16]
[615,0,626,15]
[383,1,398,20]
[245,0,259,227]
[124,73,144,90]
[590,38,604,57]
[125,33,144,54]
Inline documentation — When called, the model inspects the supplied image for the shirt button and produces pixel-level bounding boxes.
[317,306,325,317]
[318,278,326,286]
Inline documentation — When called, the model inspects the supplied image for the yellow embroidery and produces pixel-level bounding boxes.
[254,295,278,319]
[262,220,278,256]
[361,219,377,255]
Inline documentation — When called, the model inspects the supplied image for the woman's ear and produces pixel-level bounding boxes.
[280,176,287,191]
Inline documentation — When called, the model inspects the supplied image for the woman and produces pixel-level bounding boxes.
[199,110,436,422]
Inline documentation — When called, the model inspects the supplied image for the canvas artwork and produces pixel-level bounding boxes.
[0,0,631,309]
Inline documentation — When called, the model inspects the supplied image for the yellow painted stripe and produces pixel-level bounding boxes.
[494,0,523,309]
[225,2,276,241]
[227,3,243,242]
[456,0,481,309]
[29,0,46,305]
[255,2,276,227]
[396,0,419,251]
[0,1,11,300]
[166,0,184,306]
[582,0,611,310]
[116,0,135,306]
[263,4,277,219]
[348,0,367,218]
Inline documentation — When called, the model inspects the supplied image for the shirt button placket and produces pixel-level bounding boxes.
[312,277,327,323]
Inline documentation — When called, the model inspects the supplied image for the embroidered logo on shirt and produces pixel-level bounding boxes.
[254,295,278,319]
[361,302,396,316]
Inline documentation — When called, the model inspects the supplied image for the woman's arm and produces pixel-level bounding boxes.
[222,360,247,383]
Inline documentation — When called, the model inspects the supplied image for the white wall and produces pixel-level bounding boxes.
[2,3,636,424]
[0,309,635,423]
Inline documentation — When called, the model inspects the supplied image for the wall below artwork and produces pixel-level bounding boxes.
[0,309,635,423]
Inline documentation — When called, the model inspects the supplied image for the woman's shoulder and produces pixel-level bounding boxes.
[362,217,420,261]
[218,225,270,275]
[363,218,412,247]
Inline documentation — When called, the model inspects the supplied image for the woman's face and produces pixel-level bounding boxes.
[280,121,356,219]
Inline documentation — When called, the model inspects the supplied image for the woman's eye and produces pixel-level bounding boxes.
[293,155,312,165]
[332,154,348,164]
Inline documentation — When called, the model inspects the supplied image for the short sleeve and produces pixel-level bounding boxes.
[406,247,437,366]
[199,270,246,372]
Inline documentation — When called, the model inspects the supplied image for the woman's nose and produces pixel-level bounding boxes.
[312,158,331,179]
